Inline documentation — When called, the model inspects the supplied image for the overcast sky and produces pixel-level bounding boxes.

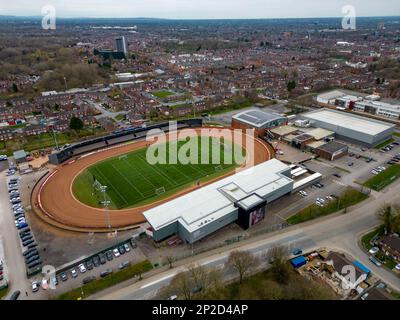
[0,0,399,19]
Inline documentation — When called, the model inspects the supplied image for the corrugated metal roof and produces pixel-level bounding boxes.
[143,159,293,233]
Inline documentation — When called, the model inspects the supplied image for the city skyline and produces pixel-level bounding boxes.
[1,0,399,19]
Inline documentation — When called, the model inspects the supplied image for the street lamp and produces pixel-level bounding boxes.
[100,185,112,230]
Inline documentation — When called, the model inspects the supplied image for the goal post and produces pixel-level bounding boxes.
[118,155,128,160]
[155,187,166,195]
[214,165,223,172]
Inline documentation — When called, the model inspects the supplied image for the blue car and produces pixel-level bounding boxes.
[292,248,303,256]
[17,223,28,230]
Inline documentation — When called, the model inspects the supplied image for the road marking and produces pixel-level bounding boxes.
[140,273,177,289]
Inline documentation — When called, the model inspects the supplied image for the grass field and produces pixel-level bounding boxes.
[152,90,175,99]
[363,165,400,191]
[73,137,245,209]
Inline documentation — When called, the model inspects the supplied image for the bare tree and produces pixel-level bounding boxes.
[226,250,257,284]
[164,255,175,269]
[265,246,291,284]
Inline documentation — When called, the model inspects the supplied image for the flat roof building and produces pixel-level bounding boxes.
[143,159,294,244]
[232,109,287,136]
[302,109,395,147]
[316,141,348,161]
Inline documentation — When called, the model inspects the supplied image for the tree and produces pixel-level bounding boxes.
[287,80,296,93]
[226,250,257,284]
[69,117,84,130]
[11,83,18,92]
[265,246,292,284]
[377,204,400,234]
[164,255,175,269]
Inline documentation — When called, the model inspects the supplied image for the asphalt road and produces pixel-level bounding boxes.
[95,178,400,300]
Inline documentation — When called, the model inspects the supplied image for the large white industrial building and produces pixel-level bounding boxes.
[302,109,395,147]
[143,159,320,244]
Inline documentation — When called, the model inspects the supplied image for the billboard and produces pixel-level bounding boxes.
[249,206,266,227]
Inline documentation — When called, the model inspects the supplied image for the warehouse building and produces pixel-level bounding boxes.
[302,109,395,147]
[231,109,287,136]
[143,159,294,244]
[316,141,349,161]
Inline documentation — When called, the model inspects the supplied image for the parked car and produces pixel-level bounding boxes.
[71,268,78,278]
[333,173,341,178]
[369,256,382,267]
[93,256,101,267]
[113,248,120,257]
[85,259,94,270]
[82,276,96,284]
[395,263,400,271]
[369,247,379,255]
[100,269,113,278]
[292,248,302,255]
[130,239,137,249]
[9,291,21,300]
[124,243,131,252]
[118,261,130,270]
[99,253,107,265]
[118,245,126,255]
[60,272,68,282]
[106,251,113,261]
[78,263,87,273]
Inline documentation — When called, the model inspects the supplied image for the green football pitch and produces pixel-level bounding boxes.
[72,137,244,209]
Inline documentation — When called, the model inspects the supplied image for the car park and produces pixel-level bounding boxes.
[27,243,37,250]
[100,269,113,278]
[26,255,40,264]
[23,239,34,247]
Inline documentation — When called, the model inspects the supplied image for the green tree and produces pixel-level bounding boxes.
[69,117,84,130]
[377,204,400,234]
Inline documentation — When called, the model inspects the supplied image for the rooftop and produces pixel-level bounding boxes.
[303,109,395,135]
[307,128,335,140]
[317,141,348,153]
[143,159,293,233]
[232,109,286,129]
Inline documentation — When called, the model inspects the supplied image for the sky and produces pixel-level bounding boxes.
[0,0,399,19]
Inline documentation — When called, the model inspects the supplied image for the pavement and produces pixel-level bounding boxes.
[94,178,400,300]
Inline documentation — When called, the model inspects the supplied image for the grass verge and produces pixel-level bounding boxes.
[287,187,368,225]
[56,260,153,300]
[374,138,395,150]
[0,287,9,300]
[363,165,400,191]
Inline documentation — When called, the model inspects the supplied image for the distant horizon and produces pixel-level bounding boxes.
[1,0,399,20]
[1,14,399,20]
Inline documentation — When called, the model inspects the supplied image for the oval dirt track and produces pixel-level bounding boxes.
[32,128,272,232]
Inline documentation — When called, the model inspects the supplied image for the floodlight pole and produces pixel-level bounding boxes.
[100,185,112,230]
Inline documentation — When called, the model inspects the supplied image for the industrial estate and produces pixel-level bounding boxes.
[0,2,399,304]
